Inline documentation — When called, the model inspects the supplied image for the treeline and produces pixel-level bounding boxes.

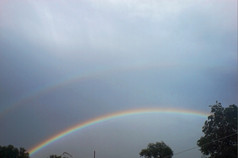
[0,145,29,158]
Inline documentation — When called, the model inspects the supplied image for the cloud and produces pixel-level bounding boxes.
[0,1,237,158]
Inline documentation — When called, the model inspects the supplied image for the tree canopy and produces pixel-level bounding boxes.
[0,145,29,158]
[49,152,73,158]
[140,141,173,158]
[49,155,62,158]
[197,101,237,158]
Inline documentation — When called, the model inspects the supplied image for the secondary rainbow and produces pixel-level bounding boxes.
[28,107,209,156]
[0,63,176,119]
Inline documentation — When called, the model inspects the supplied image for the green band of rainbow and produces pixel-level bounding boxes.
[28,107,209,156]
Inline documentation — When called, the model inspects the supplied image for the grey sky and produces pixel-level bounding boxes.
[0,0,237,158]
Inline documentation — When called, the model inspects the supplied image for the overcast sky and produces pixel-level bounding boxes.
[0,0,237,158]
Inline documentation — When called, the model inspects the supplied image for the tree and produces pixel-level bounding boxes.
[49,152,72,158]
[197,101,237,158]
[49,155,62,158]
[0,145,29,158]
[140,141,173,158]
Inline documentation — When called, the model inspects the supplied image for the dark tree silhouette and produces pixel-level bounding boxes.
[140,141,173,158]
[197,101,237,158]
[49,152,73,158]
[49,155,62,158]
[0,145,29,158]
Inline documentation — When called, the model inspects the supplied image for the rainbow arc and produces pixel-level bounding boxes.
[28,107,209,156]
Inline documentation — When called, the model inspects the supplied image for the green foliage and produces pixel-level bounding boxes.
[140,141,173,158]
[197,101,237,158]
[0,145,29,158]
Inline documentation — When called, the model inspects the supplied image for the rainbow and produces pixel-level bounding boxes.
[28,107,209,156]
[0,73,95,118]
[0,63,176,119]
